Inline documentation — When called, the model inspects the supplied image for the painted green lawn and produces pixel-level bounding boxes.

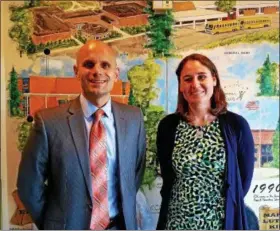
[202,29,279,49]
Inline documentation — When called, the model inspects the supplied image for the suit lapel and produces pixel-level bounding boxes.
[68,97,92,201]
[112,102,127,172]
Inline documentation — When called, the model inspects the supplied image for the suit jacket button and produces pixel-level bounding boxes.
[88,204,92,209]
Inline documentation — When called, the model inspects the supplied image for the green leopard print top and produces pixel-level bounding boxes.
[165,118,226,230]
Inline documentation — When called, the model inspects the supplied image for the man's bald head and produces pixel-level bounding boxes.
[76,40,118,66]
[73,39,120,107]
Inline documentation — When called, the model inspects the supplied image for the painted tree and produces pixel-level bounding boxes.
[271,63,279,95]
[272,119,279,168]
[9,22,30,57]
[127,59,161,112]
[141,105,165,188]
[9,7,32,56]
[29,0,35,7]
[215,0,236,18]
[17,120,33,152]
[27,41,37,54]
[128,88,136,106]
[128,59,165,187]
[25,0,41,7]
[145,0,175,58]
[256,55,275,96]
[144,106,165,169]
[8,67,22,117]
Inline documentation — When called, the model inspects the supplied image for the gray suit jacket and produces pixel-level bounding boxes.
[17,97,146,230]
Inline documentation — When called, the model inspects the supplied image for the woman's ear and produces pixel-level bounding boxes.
[213,76,217,86]
[179,83,184,93]
[179,76,184,92]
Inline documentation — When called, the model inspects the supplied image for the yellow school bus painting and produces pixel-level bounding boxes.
[205,16,272,35]
[239,16,272,29]
[205,20,241,34]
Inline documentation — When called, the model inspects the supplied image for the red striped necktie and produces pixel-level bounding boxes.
[89,109,110,230]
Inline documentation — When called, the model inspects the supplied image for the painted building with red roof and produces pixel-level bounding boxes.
[18,76,130,116]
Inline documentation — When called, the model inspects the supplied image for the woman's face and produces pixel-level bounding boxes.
[179,60,217,105]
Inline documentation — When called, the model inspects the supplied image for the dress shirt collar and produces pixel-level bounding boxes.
[80,94,113,120]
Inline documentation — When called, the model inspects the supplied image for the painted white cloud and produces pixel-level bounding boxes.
[229,106,240,114]
[116,57,127,71]
[47,59,65,70]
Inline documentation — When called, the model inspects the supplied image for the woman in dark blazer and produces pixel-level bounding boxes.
[157,54,255,230]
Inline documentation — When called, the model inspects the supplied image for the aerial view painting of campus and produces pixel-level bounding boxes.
[1,0,279,230]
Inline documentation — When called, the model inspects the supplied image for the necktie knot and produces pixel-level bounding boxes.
[94,109,104,122]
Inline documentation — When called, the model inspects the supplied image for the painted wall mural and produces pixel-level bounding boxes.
[1,0,279,230]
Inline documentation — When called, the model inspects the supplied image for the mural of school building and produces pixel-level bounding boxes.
[31,0,279,44]
[195,1,279,14]
[153,0,279,28]
[18,76,130,116]
[31,1,148,45]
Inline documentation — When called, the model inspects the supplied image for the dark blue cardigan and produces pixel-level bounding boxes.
[156,111,255,230]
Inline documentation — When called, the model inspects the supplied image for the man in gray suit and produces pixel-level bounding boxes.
[17,40,146,230]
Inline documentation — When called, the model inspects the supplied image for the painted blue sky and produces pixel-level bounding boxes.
[228,99,279,130]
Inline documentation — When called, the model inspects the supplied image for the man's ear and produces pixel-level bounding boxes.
[74,65,79,79]
[115,67,120,82]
